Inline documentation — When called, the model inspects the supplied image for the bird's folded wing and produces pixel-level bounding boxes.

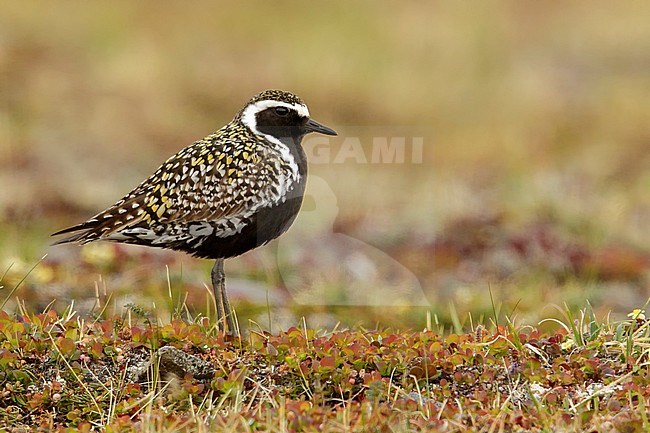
[52,144,284,244]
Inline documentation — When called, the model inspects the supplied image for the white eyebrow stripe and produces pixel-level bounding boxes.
[241,100,310,133]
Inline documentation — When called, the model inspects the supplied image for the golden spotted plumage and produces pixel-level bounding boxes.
[53,89,337,336]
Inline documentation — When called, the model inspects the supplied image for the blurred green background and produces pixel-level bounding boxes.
[1,2,649,330]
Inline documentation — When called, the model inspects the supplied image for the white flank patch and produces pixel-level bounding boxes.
[214,215,248,238]
[106,227,155,241]
[104,233,130,241]
[188,222,214,237]
[152,234,187,245]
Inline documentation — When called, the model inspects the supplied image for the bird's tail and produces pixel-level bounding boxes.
[51,221,100,245]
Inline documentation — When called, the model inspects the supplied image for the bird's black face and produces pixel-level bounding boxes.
[254,105,337,142]
[255,106,305,139]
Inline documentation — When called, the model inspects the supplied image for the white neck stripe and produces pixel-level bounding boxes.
[239,99,304,201]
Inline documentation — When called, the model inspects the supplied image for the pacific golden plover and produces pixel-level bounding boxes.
[52,90,337,336]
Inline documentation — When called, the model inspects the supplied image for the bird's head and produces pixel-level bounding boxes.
[238,90,337,144]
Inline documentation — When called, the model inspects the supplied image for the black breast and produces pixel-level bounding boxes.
[189,136,308,260]
[190,190,304,259]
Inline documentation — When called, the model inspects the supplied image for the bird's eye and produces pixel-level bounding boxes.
[274,106,289,116]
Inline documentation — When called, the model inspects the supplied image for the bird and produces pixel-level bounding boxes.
[52,89,337,337]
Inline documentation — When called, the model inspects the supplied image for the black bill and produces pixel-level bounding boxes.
[304,118,337,136]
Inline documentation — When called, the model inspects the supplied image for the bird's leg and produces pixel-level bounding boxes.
[219,263,239,338]
[211,260,226,331]
[211,259,239,338]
